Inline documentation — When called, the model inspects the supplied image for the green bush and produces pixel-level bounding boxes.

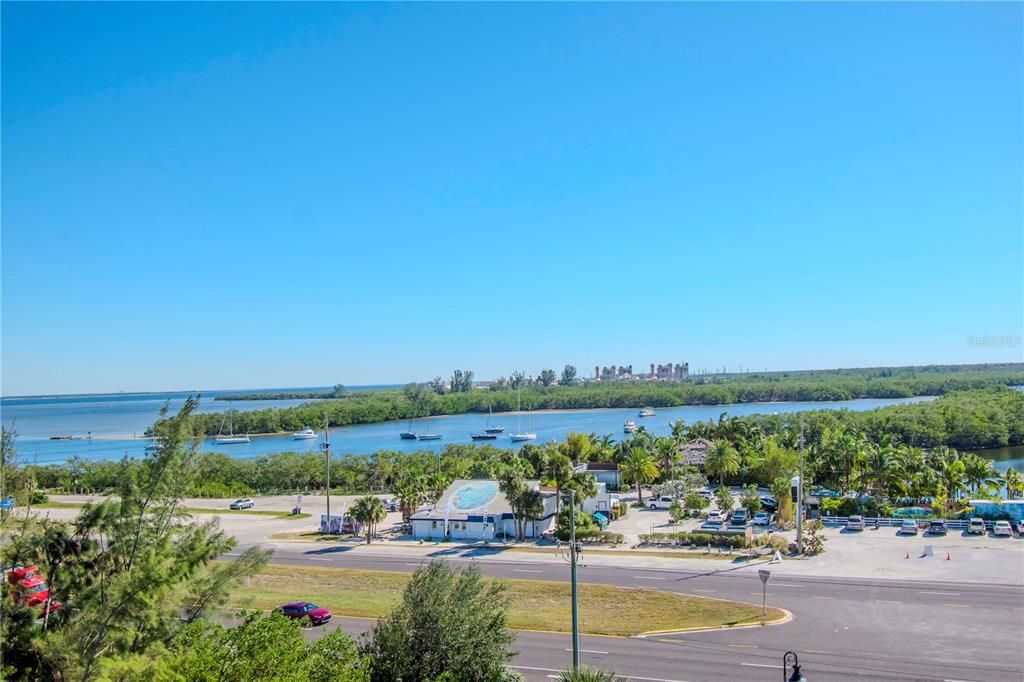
[638,531,750,549]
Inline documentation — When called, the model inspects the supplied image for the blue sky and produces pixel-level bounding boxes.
[2,3,1022,395]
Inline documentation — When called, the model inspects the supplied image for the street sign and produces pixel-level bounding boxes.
[759,569,770,584]
[758,569,770,616]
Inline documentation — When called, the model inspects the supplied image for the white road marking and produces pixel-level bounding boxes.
[633,575,666,580]
[511,666,697,682]
[514,569,543,573]
[741,663,783,669]
[919,591,961,596]
[404,562,423,567]
[308,557,330,561]
[564,648,609,655]
[771,583,804,587]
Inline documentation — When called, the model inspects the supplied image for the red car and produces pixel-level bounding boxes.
[7,565,61,616]
[275,601,332,625]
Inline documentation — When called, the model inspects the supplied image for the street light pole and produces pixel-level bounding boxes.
[782,651,805,681]
[796,417,804,555]
[323,411,331,533]
[569,489,580,670]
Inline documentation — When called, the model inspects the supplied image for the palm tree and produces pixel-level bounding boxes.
[544,453,576,516]
[1004,468,1023,500]
[962,453,1000,495]
[654,437,679,482]
[349,495,387,544]
[517,488,546,540]
[703,440,740,487]
[499,474,528,540]
[620,446,658,503]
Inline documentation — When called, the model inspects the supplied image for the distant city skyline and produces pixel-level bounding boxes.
[2,3,1021,396]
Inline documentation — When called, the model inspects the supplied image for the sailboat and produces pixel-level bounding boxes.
[400,392,421,439]
[509,386,536,442]
[416,410,442,441]
[472,404,502,439]
[215,402,250,444]
[484,404,504,434]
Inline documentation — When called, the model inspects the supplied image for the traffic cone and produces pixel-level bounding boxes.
[946,552,951,561]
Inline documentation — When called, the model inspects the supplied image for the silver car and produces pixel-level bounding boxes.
[898,519,918,535]
[229,498,254,510]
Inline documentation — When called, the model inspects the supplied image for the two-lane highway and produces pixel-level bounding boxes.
[237,544,1024,681]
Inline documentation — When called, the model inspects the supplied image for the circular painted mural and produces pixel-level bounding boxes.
[450,481,499,510]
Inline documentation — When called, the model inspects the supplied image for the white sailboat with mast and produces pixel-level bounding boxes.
[214,401,250,444]
[509,385,536,442]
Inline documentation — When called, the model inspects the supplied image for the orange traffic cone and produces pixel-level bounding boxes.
[905,551,909,559]
[946,552,951,561]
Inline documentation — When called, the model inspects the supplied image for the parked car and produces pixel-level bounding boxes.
[275,601,332,625]
[384,499,399,512]
[1018,520,1024,536]
[846,515,865,531]
[229,498,255,510]
[752,511,771,526]
[967,518,986,535]
[729,508,750,526]
[699,521,723,531]
[759,496,778,512]
[927,520,948,536]
[647,495,675,510]
[992,520,1013,537]
[706,510,725,524]
[898,519,919,535]
[7,565,61,616]
[811,487,840,499]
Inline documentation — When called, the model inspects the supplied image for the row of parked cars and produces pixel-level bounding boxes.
[844,515,1023,536]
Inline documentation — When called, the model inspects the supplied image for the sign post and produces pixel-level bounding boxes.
[758,569,770,616]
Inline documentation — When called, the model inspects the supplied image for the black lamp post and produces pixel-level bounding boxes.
[783,651,806,682]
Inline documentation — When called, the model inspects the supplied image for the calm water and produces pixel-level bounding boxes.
[969,445,1024,474]
[2,394,946,465]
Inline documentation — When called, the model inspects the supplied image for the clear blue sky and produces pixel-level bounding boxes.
[2,3,1022,396]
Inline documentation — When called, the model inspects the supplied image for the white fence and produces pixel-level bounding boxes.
[819,516,973,530]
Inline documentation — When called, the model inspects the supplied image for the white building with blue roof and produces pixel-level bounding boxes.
[409,479,557,541]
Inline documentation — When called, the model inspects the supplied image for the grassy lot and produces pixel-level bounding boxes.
[228,564,784,636]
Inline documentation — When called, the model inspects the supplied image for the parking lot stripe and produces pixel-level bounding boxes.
[811,595,835,600]
[943,604,970,608]
[564,648,609,655]
[740,662,781,669]
[514,569,543,573]
[728,644,758,649]
[919,591,960,596]
[634,576,666,580]
[692,589,715,593]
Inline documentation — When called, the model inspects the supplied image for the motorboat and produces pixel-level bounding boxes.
[399,432,418,440]
[292,428,317,440]
[638,407,656,417]
[623,419,637,434]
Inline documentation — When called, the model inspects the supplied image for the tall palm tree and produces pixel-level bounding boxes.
[620,446,658,502]
[517,488,546,540]
[1004,468,1023,500]
[499,474,528,540]
[349,495,387,544]
[545,453,576,516]
[962,453,1000,495]
[703,440,740,487]
[654,437,679,482]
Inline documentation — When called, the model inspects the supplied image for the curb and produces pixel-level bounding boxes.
[636,608,793,638]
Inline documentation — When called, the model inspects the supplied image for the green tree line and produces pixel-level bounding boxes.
[180,366,1024,437]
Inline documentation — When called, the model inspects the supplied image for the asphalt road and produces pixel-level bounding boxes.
[235,545,1024,682]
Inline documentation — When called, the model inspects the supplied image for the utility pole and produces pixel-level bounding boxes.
[323,411,331,533]
[569,490,580,670]
[797,416,804,555]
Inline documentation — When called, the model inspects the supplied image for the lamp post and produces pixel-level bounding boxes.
[322,412,331,533]
[569,489,580,671]
[783,651,806,681]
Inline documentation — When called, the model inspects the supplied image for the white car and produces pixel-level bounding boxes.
[706,510,725,524]
[846,515,865,531]
[967,518,986,535]
[752,511,771,526]
[647,495,675,510]
[229,498,255,510]
[898,519,919,535]
[992,520,1012,537]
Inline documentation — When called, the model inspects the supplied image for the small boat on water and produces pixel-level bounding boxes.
[509,386,536,442]
[623,419,637,434]
[215,402,250,444]
[638,407,656,417]
[416,433,443,441]
[483,404,504,433]
[471,432,498,441]
[399,432,418,440]
[292,428,317,440]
